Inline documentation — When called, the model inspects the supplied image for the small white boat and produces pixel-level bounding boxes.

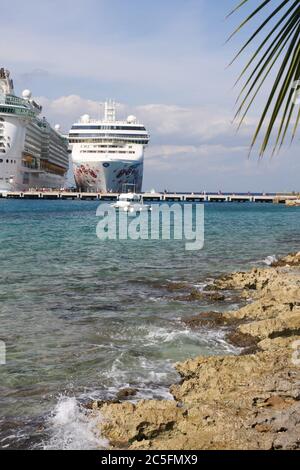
[286,199,300,207]
[112,193,152,213]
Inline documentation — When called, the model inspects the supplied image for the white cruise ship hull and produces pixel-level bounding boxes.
[0,115,26,191]
[0,171,66,193]
[73,157,144,193]
[0,67,69,193]
[0,114,66,192]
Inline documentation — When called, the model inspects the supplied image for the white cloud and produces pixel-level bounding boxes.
[147,143,247,161]
[136,104,258,143]
[37,95,254,144]
[37,95,102,126]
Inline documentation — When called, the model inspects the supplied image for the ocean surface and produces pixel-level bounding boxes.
[0,199,299,449]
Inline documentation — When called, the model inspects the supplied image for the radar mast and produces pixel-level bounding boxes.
[104,100,116,122]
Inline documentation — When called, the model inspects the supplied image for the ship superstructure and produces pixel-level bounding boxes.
[69,101,149,192]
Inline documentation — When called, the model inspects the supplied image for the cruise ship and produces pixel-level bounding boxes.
[0,68,69,193]
[69,101,149,192]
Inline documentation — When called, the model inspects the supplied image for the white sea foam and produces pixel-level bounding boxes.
[144,325,220,347]
[145,326,195,343]
[135,385,174,401]
[262,255,278,266]
[44,396,108,450]
[250,254,278,266]
[191,282,209,290]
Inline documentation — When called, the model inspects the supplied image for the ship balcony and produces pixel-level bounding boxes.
[22,153,39,170]
[0,105,36,118]
[69,136,149,145]
[4,95,28,106]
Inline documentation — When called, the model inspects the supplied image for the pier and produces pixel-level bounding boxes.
[0,191,299,204]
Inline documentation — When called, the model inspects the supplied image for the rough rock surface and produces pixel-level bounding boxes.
[174,289,226,302]
[272,252,300,268]
[96,253,300,450]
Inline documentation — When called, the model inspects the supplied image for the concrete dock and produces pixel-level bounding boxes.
[0,191,299,204]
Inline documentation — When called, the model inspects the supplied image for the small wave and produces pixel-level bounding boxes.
[144,325,221,346]
[262,255,278,266]
[135,385,174,401]
[250,254,278,266]
[144,325,240,357]
[95,351,178,401]
[191,280,215,290]
[145,327,195,344]
[44,396,108,450]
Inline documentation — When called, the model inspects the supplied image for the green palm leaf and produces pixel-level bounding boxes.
[230,0,300,156]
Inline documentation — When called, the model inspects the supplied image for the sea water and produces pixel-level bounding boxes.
[0,199,299,449]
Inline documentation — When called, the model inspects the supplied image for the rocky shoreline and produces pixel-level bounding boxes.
[94,253,300,450]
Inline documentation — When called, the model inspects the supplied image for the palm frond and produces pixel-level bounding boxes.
[230,0,300,156]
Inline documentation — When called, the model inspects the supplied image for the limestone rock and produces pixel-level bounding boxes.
[182,311,229,329]
[175,290,225,302]
[116,388,137,400]
[99,400,182,447]
[272,252,300,267]
[96,254,300,450]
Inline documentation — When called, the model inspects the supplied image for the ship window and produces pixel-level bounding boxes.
[6,159,9,163]
[71,125,146,131]
[0,159,3,162]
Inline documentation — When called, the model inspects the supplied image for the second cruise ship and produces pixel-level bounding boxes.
[0,68,69,192]
[69,101,149,192]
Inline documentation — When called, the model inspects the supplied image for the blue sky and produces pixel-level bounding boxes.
[2,0,300,191]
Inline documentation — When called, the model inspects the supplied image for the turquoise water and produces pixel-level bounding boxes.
[0,200,299,449]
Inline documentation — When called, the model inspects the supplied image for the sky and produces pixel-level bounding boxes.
[1,0,299,192]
